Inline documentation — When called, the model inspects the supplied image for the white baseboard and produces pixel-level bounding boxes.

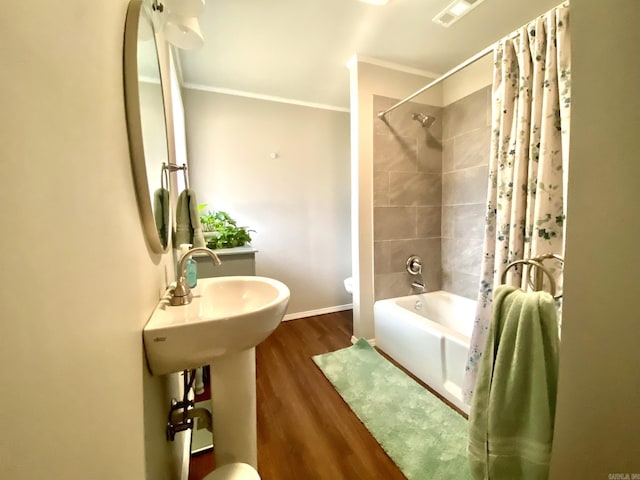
[351,335,376,346]
[282,303,353,321]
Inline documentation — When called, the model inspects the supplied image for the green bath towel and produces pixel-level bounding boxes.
[153,187,170,248]
[174,188,206,248]
[468,285,559,480]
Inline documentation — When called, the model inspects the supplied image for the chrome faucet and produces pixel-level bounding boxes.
[170,247,222,306]
[411,279,427,293]
[406,255,426,293]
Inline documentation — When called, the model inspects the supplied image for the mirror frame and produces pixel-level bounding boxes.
[123,0,171,254]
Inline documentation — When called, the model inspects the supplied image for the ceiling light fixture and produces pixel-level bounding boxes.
[448,1,470,16]
[432,0,486,27]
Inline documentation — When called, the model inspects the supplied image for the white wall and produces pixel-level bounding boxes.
[183,89,352,317]
[349,58,439,339]
[0,2,181,479]
[441,54,492,107]
[550,0,640,475]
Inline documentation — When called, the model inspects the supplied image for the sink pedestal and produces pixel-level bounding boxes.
[209,347,258,468]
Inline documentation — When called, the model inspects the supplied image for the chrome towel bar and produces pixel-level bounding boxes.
[502,253,564,299]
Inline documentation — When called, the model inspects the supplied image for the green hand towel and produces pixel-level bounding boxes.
[468,285,559,480]
[153,187,170,248]
[175,189,206,248]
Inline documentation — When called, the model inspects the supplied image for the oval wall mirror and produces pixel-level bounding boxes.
[124,0,171,254]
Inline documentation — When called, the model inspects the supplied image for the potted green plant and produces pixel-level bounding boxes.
[198,205,254,249]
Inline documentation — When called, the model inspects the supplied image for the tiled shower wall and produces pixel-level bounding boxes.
[373,96,443,300]
[441,87,491,299]
[372,87,491,301]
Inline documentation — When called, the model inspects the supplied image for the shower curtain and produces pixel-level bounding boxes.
[463,5,571,404]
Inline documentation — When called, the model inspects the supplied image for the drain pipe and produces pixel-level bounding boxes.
[166,369,213,441]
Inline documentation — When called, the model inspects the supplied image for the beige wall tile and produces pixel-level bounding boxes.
[452,126,491,170]
[374,206,416,240]
[417,206,442,238]
[373,170,390,206]
[442,165,489,205]
[389,172,442,206]
[373,133,417,173]
[442,87,489,140]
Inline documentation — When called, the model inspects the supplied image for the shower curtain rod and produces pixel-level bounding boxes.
[377,43,493,120]
[377,1,570,119]
[377,29,521,120]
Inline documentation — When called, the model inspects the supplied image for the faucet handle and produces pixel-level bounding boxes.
[406,255,423,275]
[170,277,193,306]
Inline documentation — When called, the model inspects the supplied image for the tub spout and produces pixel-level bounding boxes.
[412,280,426,293]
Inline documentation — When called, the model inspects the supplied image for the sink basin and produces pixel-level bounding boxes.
[143,276,290,375]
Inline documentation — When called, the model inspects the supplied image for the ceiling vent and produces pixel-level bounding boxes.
[432,0,486,27]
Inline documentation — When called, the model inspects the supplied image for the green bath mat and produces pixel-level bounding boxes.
[312,338,471,480]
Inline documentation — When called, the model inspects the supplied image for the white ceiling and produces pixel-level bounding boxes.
[176,0,560,109]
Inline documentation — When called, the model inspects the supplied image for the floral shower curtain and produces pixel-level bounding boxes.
[463,5,571,404]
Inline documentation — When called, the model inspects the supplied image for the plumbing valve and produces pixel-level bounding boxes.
[406,255,423,275]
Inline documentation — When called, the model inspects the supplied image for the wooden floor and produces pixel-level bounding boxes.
[190,310,407,480]
[256,310,406,480]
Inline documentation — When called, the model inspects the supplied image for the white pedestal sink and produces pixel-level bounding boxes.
[210,348,257,466]
[143,276,290,468]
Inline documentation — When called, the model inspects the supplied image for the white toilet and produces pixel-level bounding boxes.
[203,463,261,480]
[344,276,353,294]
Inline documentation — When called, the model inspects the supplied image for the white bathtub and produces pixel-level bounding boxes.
[374,290,476,414]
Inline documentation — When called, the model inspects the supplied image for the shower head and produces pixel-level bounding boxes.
[412,113,436,128]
